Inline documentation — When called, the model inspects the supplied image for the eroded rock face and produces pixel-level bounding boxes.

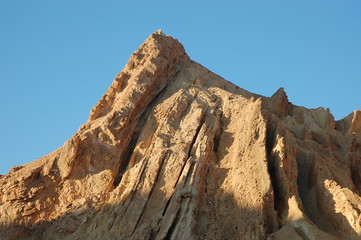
[1,30,361,240]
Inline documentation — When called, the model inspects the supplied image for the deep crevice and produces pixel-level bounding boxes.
[213,134,221,154]
[113,121,145,187]
[173,119,204,188]
[187,121,204,159]
[213,116,222,153]
[149,229,159,240]
[164,207,181,240]
[163,194,173,216]
[296,150,315,224]
[212,112,223,163]
[265,125,281,222]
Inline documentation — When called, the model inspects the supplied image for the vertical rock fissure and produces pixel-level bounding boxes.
[173,119,205,189]
[213,112,223,156]
[113,129,141,187]
[164,207,181,240]
[296,150,315,224]
[162,194,173,216]
[265,125,281,226]
[187,121,204,159]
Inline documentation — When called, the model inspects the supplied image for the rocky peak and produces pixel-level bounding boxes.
[270,87,290,117]
[1,32,361,240]
[89,30,189,121]
[352,110,361,133]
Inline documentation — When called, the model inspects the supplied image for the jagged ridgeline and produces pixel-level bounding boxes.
[1,30,361,240]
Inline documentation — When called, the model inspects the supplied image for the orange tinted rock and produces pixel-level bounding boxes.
[1,31,361,240]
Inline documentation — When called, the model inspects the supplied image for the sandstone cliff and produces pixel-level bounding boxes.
[1,30,361,240]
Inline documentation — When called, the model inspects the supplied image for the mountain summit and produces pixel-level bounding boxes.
[1,31,361,240]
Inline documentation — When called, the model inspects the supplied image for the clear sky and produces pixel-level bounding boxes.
[1,1,360,175]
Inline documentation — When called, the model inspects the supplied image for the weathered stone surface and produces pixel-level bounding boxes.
[1,30,361,239]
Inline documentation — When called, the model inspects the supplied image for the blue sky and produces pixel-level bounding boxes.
[1,1,360,174]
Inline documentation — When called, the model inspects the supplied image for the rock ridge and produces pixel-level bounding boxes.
[1,31,361,240]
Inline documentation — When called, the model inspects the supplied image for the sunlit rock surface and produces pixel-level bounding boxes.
[1,30,361,240]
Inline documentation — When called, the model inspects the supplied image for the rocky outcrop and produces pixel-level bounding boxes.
[1,30,361,240]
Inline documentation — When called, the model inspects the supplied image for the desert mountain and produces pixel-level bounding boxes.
[1,30,361,240]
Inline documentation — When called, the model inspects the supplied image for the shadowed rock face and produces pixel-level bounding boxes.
[1,30,361,240]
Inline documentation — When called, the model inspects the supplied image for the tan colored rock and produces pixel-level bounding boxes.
[1,30,361,239]
[267,223,303,240]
